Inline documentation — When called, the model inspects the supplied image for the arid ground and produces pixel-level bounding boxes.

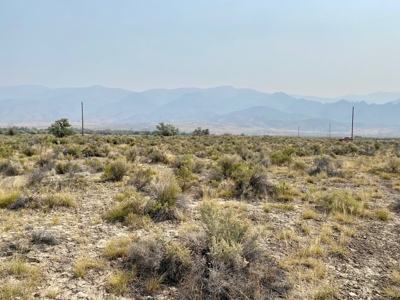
[1,134,399,299]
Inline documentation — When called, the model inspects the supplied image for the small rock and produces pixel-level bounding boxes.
[96,239,107,249]
[76,291,88,298]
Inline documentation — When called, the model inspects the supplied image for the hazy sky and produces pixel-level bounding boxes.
[1,0,400,97]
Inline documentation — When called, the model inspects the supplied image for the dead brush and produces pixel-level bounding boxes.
[31,230,60,245]
[0,159,23,176]
[28,167,47,186]
[308,155,343,177]
[9,196,39,210]
[125,235,165,277]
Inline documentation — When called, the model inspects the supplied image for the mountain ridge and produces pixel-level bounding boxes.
[1,85,400,136]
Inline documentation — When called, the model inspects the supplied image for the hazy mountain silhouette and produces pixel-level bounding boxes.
[1,85,400,135]
[292,92,400,105]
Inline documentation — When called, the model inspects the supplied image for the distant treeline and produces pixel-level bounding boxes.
[0,125,210,136]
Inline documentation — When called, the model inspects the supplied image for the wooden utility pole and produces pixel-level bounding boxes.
[81,102,84,136]
[329,123,331,138]
[351,106,354,140]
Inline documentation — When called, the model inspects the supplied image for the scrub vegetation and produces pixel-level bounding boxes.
[0,132,399,299]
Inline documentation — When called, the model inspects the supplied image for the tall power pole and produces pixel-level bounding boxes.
[329,123,331,138]
[351,106,354,140]
[81,102,84,137]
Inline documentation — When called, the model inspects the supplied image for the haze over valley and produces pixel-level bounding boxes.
[1,85,400,136]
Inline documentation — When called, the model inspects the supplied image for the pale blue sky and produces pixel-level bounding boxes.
[1,0,399,97]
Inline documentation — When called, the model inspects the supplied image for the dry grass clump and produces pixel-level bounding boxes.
[0,190,20,208]
[375,208,389,221]
[105,269,136,294]
[313,283,340,299]
[302,208,319,219]
[74,256,106,277]
[0,258,42,300]
[43,193,76,208]
[276,181,300,201]
[104,236,135,259]
[320,190,363,216]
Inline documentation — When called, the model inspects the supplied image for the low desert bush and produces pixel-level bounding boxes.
[128,166,155,191]
[276,181,300,201]
[28,167,47,185]
[105,192,146,222]
[126,146,140,162]
[0,159,23,176]
[386,157,400,173]
[270,147,294,166]
[309,155,343,177]
[126,235,165,277]
[36,149,54,167]
[149,175,183,221]
[22,146,38,157]
[148,147,170,164]
[217,154,242,178]
[102,159,129,181]
[9,196,39,210]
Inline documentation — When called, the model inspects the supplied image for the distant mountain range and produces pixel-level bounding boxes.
[0,85,400,136]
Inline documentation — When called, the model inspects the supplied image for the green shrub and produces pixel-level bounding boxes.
[129,166,155,191]
[162,241,193,284]
[176,166,197,192]
[152,175,181,208]
[55,162,79,175]
[154,122,179,136]
[270,151,292,166]
[48,118,75,138]
[105,192,146,222]
[22,146,38,157]
[217,154,242,178]
[102,159,129,181]
[148,147,169,164]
